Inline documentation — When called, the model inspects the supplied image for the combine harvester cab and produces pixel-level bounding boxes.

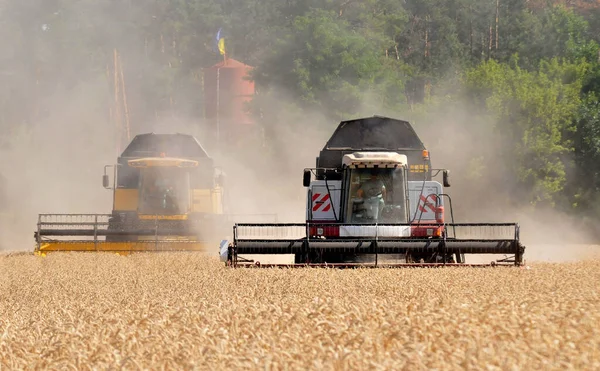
[34,133,234,255]
[225,116,526,267]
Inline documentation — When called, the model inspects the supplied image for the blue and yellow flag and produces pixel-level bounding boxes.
[215,28,226,56]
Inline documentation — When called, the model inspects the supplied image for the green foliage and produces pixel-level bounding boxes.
[464,56,588,205]
[253,8,411,122]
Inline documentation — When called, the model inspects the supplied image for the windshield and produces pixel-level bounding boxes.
[138,167,190,215]
[346,167,408,224]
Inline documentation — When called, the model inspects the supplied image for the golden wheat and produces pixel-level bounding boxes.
[0,252,599,370]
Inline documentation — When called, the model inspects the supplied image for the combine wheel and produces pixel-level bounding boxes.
[294,253,308,264]
[106,215,128,242]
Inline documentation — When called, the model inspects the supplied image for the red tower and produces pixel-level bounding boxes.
[203,58,256,146]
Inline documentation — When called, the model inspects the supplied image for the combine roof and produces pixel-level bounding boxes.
[315,116,429,180]
[324,116,425,151]
[120,133,210,159]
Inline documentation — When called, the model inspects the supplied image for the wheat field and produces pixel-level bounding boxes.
[1,252,599,370]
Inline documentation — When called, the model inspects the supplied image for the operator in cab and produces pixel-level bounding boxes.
[356,168,386,219]
[163,185,179,213]
[357,169,386,200]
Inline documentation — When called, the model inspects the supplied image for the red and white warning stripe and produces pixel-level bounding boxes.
[418,194,436,213]
[312,193,331,212]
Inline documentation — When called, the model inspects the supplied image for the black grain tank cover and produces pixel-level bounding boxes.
[316,116,430,181]
[116,133,214,189]
[120,133,210,159]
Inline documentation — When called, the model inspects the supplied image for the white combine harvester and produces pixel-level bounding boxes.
[221,116,525,267]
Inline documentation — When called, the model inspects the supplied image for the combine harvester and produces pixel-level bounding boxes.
[221,116,526,267]
[34,133,241,255]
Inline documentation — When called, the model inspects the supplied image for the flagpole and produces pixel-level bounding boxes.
[215,28,226,156]
[113,49,121,157]
[216,66,220,155]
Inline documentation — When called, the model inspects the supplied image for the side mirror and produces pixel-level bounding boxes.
[102,174,110,189]
[443,170,451,187]
[303,170,311,187]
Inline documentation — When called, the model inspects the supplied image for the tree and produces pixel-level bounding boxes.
[252,8,394,121]
[464,56,588,206]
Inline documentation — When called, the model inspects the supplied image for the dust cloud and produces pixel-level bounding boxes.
[2,73,598,264]
[2,75,598,263]
[149,91,335,226]
[0,77,116,250]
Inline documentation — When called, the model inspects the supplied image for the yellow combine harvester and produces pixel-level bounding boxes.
[34,133,231,255]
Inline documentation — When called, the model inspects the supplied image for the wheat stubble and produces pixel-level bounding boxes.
[0,252,598,370]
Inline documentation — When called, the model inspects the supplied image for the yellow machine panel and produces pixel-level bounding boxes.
[191,188,224,214]
[35,241,208,256]
[114,189,138,211]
